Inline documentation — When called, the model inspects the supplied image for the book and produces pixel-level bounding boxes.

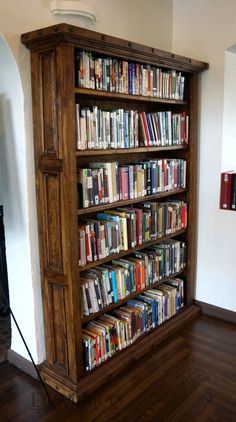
[231,174,236,210]
[219,171,235,210]
[89,162,115,203]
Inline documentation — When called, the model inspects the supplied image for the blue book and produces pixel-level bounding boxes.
[108,268,118,303]
[96,213,120,223]
[137,295,158,328]
[150,161,157,194]
[128,63,132,95]
[96,213,120,253]
[112,259,132,296]
[124,111,129,148]
[146,114,155,146]
[132,63,136,95]
[100,265,118,303]
[115,162,120,200]
[127,299,147,333]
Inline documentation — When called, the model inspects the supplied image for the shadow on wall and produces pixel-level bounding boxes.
[0,94,23,229]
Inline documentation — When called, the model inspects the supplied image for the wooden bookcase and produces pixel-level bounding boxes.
[21,24,208,402]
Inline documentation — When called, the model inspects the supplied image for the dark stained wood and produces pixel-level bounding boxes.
[77,149,189,169]
[77,188,187,215]
[75,87,187,104]
[38,157,64,171]
[21,24,208,401]
[186,72,198,304]
[78,228,186,272]
[76,144,187,157]
[42,172,63,272]
[75,95,188,116]
[30,42,82,382]
[1,315,236,421]
[21,23,209,73]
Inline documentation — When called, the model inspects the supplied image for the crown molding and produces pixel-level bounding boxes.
[50,0,96,21]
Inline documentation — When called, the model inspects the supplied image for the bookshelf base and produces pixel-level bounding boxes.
[41,304,201,402]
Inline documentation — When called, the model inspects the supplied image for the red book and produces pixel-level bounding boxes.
[134,208,143,245]
[139,260,145,290]
[122,167,129,200]
[83,329,100,366]
[118,168,123,200]
[103,169,109,204]
[119,167,129,201]
[132,260,141,292]
[220,171,235,210]
[139,112,151,146]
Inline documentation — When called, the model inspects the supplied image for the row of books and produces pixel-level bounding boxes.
[82,277,184,371]
[139,111,189,147]
[219,171,236,210]
[76,104,189,150]
[76,105,139,150]
[81,240,186,316]
[78,201,187,266]
[77,159,187,208]
[77,51,185,100]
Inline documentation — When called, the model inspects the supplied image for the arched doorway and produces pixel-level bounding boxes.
[0,34,44,366]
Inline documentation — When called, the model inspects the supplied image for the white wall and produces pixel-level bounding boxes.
[0,35,42,362]
[0,0,173,364]
[221,49,236,171]
[172,0,236,311]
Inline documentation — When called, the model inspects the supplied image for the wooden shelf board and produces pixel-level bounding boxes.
[81,267,186,324]
[78,228,186,273]
[75,87,187,105]
[76,145,188,156]
[77,188,187,215]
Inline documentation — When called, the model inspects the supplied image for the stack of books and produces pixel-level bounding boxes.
[82,277,184,371]
[81,239,186,316]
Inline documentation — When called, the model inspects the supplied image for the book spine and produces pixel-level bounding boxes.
[220,172,234,210]
[231,174,236,210]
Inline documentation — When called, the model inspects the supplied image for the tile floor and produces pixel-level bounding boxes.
[0,302,11,363]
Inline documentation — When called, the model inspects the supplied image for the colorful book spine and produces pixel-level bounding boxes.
[82,277,184,370]
[77,51,185,101]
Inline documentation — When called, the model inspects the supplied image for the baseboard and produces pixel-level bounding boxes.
[7,349,39,380]
[194,300,236,324]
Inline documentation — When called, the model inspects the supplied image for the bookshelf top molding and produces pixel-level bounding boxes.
[21,23,209,73]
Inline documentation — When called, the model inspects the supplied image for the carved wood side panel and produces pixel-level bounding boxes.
[38,50,58,156]
[46,280,68,371]
[30,45,79,380]
[42,171,63,273]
